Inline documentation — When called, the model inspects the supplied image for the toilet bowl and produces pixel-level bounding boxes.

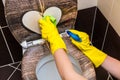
[5,0,96,80]
[36,54,82,80]
[21,35,96,80]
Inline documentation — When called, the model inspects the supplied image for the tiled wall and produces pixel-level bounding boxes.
[77,0,97,10]
[75,7,120,80]
[96,1,120,79]
[0,0,22,79]
[98,0,120,36]
[0,0,120,80]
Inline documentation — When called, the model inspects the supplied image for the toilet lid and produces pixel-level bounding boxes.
[36,54,82,80]
[5,0,77,43]
[22,7,62,34]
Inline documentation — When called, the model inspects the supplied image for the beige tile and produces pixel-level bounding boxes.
[78,0,97,10]
[98,0,114,19]
[2,0,5,6]
[109,0,120,36]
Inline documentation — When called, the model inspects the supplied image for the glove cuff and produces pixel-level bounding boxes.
[50,37,67,55]
[83,46,107,68]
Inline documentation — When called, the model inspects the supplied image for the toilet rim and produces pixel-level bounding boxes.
[21,34,96,80]
[20,32,67,49]
[36,53,82,80]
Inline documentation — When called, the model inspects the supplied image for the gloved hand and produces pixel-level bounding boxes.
[69,29,107,68]
[39,16,66,55]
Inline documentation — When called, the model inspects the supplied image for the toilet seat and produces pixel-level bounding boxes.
[36,54,82,80]
[21,36,96,80]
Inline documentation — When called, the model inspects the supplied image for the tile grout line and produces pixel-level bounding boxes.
[2,2,21,64]
[90,7,97,44]
[101,0,115,80]
[101,22,109,51]
[0,28,15,63]
[101,0,115,51]
[0,26,2,29]
[107,72,114,80]
[9,65,21,71]
[1,25,8,29]
[7,62,21,80]
[107,0,115,79]
[0,61,21,69]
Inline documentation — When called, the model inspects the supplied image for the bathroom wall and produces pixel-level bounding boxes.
[98,0,120,36]
[95,1,120,79]
[0,0,120,80]
[77,0,97,10]
[75,6,120,80]
[75,1,120,80]
[0,0,22,79]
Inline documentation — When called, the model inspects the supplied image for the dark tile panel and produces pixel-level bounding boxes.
[96,66,117,80]
[76,7,110,80]
[103,24,120,60]
[2,27,23,62]
[95,67,108,80]
[0,0,7,26]
[0,66,14,80]
[92,8,108,49]
[92,8,105,80]
[75,7,96,36]
[93,8,119,80]
[0,30,12,66]
[9,70,22,80]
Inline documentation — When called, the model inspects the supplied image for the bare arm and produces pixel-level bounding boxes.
[101,56,120,79]
[68,30,120,79]
[53,49,87,80]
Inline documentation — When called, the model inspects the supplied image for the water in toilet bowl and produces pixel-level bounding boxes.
[36,54,82,80]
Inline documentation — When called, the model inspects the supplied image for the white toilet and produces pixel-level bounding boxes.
[5,0,96,80]
[36,54,82,80]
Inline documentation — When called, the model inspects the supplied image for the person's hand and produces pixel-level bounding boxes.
[39,16,66,55]
[69,29,107,68]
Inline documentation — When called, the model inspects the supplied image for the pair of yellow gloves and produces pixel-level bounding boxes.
[39,16,107,68]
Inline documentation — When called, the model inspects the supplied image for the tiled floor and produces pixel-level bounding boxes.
[0,62,22,80]
[0,1,23,79]
[0,26,22,80]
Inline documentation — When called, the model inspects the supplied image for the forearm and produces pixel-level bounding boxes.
[101,56,120,79]
[66,29,120,79]
[53,49,87,80]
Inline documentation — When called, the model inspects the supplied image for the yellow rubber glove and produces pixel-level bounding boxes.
[69,29,107,68]
[39,16,66,55]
